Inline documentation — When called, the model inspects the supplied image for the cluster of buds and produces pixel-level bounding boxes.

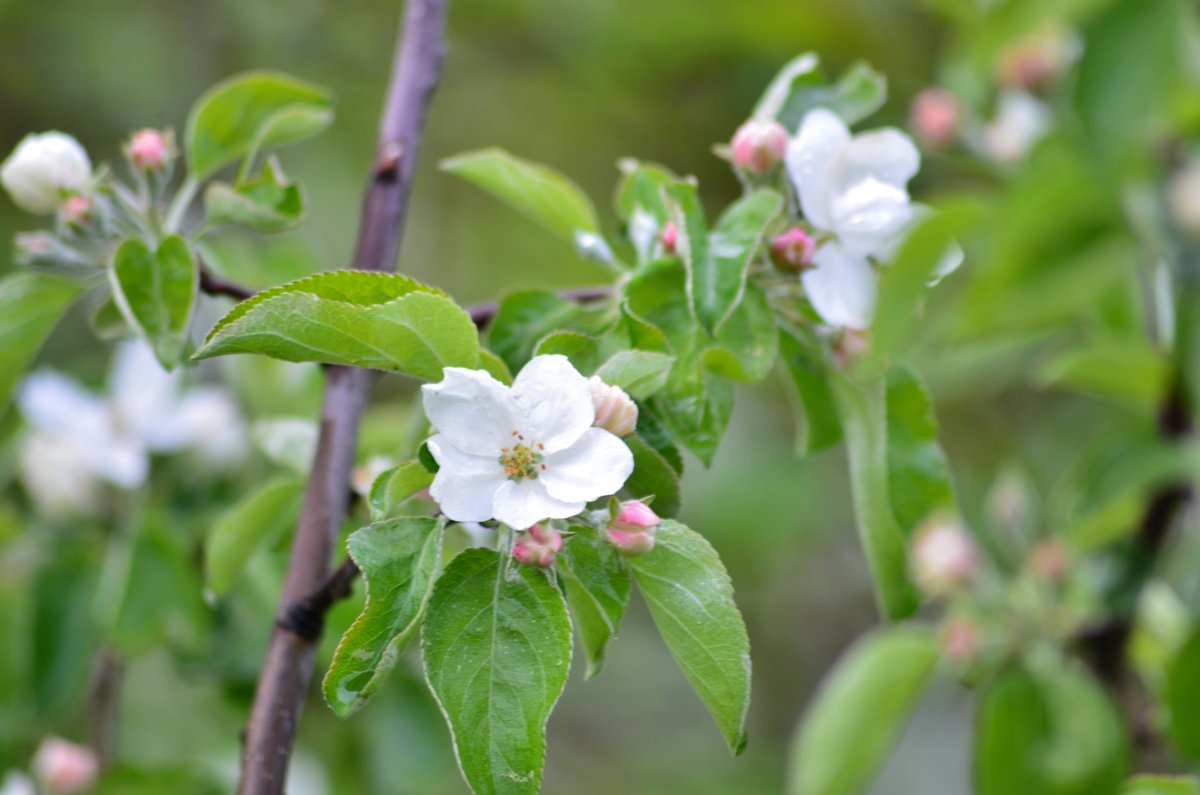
[587,376,638,437]
[512,524,563,568]
[769,227,815,271]
[911,514,980,599]
[606,500,660,557]
[31,737,98,795]
[729,118,788,174]
[124,128,173,172]
[938,616,980,663]
[908,88,960,150]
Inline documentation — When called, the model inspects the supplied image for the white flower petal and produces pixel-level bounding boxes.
[426,434,508,522]
[829,178,914,260]
[983,90,1051,163]
[19,433,100,517]
[491,478,584,529]
[540,428,634,503]
[785,108,850,230]
[421,367,519,456]
[18,370,108,441]
[150,387,247,464]
[828,128,919,195]
[109,340,182,441]
[510,355,594,453]
[803,243,878,330]
[84,436,148,489]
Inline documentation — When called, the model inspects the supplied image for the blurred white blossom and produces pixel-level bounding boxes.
[982,90,1051,163]
[1,132,91,215]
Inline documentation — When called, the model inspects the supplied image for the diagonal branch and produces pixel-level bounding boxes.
[236,2,448,792]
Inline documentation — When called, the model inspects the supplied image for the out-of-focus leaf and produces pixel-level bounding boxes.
[324,517,444,718]
[0,271,82,415]
[109,521,208,655]
[367,461,435,522]
[753,52,821,122]
[624,433,682,516]
[594,350,675,399]
[532,330,600,373]
[976,663,1127,795]
[487,289,610,373]
[193,270,479,380]
[1036,341,1169,411]
[96,765,226,795]
[780,328,842,455]
[886,367,957,533]
[421,548,572,795]
[33,548,97,716]
[110,235,197,369]
[557,531,629,679]
[442,147,599,242]
[787,626,937,795]
[205,478,304,597]
[186,71,333,179]
[204,156,304,232]
[758,55,887,130]
[628,520,751,755]
[1166,627,1200,762]
[1120,775,1200,795]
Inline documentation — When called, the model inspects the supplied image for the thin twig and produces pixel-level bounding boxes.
[87,648,124,770]
[236,2,448,792]
[199,265,256,302]
[276,557,361,643]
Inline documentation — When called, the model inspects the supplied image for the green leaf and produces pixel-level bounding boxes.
[594,350,675,399]
[634,406,684,475]
[886,367,957,533]
[205,479,304,597]
[624,432,682,516]
[1036,341,1169,410]
[976,664,1127,795]
[753,52,821,122]
[193,270,479,380]
[479,349,513,384]
[204,156,305,232]
[90,295,129,341]
[1121,776,1200,795]
[367,461,436,522]
[0,271,82,415]
[651,357,735,466]
[532,330,600,373]
[628,520,751,754]
[110,235,197,369]
[422,548,572,795]
[557,532,629,679]
[1167,627,1200,762]
[487,289,601,373]
[614,159,676,257]
[324,517,444,718]
[780,328,842,455]
[756,54,887,129]
[442,147,599,242]
[786,626,937,795]
[186,71,333,179]
[703,283,780,383]
[822,62,888,127]
[830,371,920,620]
[621,301,672,353]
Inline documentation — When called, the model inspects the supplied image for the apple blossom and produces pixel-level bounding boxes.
[512,523,563,568]
[730,118,788,173]
[909,88,959,149]
[769,227,816,271]
[911,515,980,598]
[31,737,98,795]
[126,128,172,171]
[1,132,91,215]
[606,499,660,557]
[422,355,634,530]
[981,90,1050,163]
[587,376,638,437]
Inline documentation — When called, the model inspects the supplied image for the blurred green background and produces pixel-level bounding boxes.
[0,0,1116,793]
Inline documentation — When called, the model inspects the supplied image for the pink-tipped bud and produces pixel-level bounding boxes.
[31,737,98,795]
[587,376,638,437]
[730,118,789,174]
[661,220,678,255]
[127,128,170,171]
[512,524,563,568]
[769,227,815,271]
[909,88,960,149]
[938,617,980,662]
[912,515,979,598]
[606,500,660,557]
[1029,539,1069,583]
[59,194,91,227]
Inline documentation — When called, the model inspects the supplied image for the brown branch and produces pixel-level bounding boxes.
[236,2,448,792]
[88,647,124,770]
[199,265,255,302]
[276,557,362,642]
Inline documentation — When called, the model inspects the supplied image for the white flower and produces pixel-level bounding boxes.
[0,771,34,795]
[982,90,1051,163]
[786,108,920,329]
[1,132,91,215]
[422,355,634,529]
[17,341,246,514]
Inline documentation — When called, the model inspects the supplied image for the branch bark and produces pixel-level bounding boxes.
[236,2,448,792]
[88,647,124,770]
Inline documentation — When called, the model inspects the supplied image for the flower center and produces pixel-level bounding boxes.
[499,432,546,481]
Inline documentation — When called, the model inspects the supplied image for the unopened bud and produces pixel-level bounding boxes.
[1,132,91,215]
[13,231,90,269]
[31,737,98,795]
[661,220,678,255]
[912,515,979,598]
[938,616,980,662]
[1167,162,1200,238]
[996,26,1080,91]
[909,88,960,149]
[512,523,562,568]
[1028,539,1069,583]
[59,194,91,227]
[730,118,788,173]
[587,376,638,437]
[126,128,171,171]
[769,227,815,271]
[606,500,660,557]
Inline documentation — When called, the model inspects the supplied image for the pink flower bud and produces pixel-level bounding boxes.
[661,220,678,255]
[938,617,979,662]
[606,500,660,557]
[587,376,638,437]
[769,227,815,271]
[59,194,91,227]
[909,88,960,149]
[1029,539,1069,583]
[31,737,98,795]
[912,515,979,598]
[512,524,562,568]
[127,128,170,171]
[730,118,789,173]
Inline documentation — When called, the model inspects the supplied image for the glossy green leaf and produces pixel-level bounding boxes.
[442,148,599,242]
[487,289,603,373]
[110,235,197,369]
[0,271,82,415]
[624,432,682,516]
[634,406,685,475]
[557,531,629,679]
[621,301,672,354]
[422,548,572,795]
[205,479,304,597]
[194,270,479,380]
[651,357,735,466]
[204,156,305,232]
[753,52,821,122]
[324,517,444,718]
[479,349,514,384]
[533,330,600,373]
[703,283,780,383]
[976,664,1127,795]
[886,367,957,533]
[787,626,937,795]
[367,461,436,522]
[830,371,919,620]
[1121,775,1200,795]
[780,328,842,455]
[1036,341,1169,410]
[615,160,676,260]
[758,55,887,130]
[186,71,333,179]
[594,349,675,399]
[628,520,751,754]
